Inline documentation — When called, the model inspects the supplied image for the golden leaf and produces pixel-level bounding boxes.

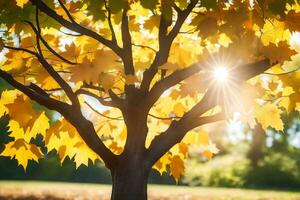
[1,139,42,170]
[169,155,184,183]
[16,0,29,8]
[254,103,284,131]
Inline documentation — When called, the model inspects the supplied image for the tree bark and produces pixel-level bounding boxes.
[110,162,150,200]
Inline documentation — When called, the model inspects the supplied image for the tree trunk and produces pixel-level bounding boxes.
[110,162,150,200]
[247,124,265,167]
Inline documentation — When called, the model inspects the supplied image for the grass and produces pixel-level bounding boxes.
[0,181,299,200]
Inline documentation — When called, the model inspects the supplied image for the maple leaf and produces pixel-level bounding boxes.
[5,95,36,128]
[254,103,284,131]
[1,139,42,170]
[261,20,290,46]
[169,155,185,183]
[99,73,116,91]
[73,141,99,168]
[262,41,297,64]
[70,50,120,84]
[153,152,171,175]
[285,10,300,32]
[2,51,29,76]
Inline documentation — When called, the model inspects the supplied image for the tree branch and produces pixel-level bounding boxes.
[145,62,201,109]
[24,20,76,65]
[0,69,70,112]
[3,45,39,56]
[140,0,198,94]
[24,20,79,107]
[103,0,117,44]
[0,67,117,170]
[146,58,272,165]
[132,43,158,53]
[57,0,76,23]
[76,89,121,108]
[29,0,122,56]
[85,101,123,120]
[146,112,225,165]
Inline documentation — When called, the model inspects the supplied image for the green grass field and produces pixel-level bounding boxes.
[0,181,299,200]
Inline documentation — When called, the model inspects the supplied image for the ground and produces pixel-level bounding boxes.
[0,181,299,200]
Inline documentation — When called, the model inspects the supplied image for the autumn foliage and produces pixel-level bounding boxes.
[0,0,299,197]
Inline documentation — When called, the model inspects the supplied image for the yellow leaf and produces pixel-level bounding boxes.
[2,52,28,75]
[169,155,184,183]
[0,90,19,115]
[173,102,185,117]
[73,142,99,168]
[1,139,42,170]
[107,141,123,155]
[99,73,116,91]
[16,0,29,8]
[261,20,290,46]
[182,130,210,146]
[29,112,50,138]
[218,33,232,48]
[254,103,284,131]
[153,152,171,175]
[5,95,36,128]
[178,143,188,158]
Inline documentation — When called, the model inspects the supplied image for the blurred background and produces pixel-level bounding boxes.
[0,79,300,190]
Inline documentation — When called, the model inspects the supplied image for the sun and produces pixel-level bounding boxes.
[213,66,229,82]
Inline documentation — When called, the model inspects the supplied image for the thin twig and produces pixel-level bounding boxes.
[85,101,124,120]
[132,44,158,53]
[263,66,300,76]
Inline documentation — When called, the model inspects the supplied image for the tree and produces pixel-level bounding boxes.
[0,0,299,199]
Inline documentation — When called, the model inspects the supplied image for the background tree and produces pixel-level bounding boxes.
[0,0,300,199]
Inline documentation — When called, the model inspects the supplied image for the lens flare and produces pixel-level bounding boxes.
[213,66,229,82]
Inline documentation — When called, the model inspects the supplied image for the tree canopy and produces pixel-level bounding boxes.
[0,0,299,183]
